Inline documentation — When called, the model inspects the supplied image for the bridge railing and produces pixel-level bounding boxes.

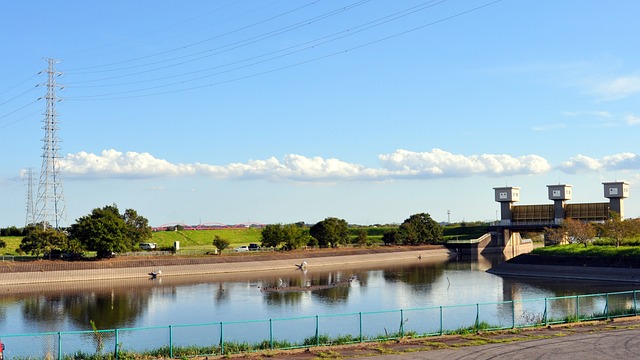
[1,289,638,359]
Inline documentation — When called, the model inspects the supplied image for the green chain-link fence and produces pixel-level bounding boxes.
[1,289,638,359]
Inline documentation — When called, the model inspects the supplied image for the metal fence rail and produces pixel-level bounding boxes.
[2,289,639,359]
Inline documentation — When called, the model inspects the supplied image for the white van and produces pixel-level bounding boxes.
[139,243,157,250]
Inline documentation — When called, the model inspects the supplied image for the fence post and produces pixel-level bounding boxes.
[544,298,548,326]
[114,329,119,360]
[359,312,363,343]
[605,293,610,320]
[575,295,580,322]
[220,322,224,355]
[269,319,274,349]
[169,325,173,358]
[511,300,516,328]
[439,306,443,335]
[635,290,638,315]
[475,304,480,330]
[400,309,404,338]
[315,315,319,346]
[58,332,62,360]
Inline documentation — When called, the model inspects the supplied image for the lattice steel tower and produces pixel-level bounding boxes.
[24,167,36,227]
[35,58,66,229]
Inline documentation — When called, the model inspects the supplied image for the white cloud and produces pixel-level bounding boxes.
[61,149,197,178]
[377,149,551,177]
[559,155,603,173]
[559,153,639,173]
[59,148,554,181]
[626,114,640,126]
[60,148,639,181]
[594,76,640,100]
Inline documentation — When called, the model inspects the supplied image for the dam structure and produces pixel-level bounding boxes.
[451,182,629,258]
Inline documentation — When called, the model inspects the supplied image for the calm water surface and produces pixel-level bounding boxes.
[1,254,637,336]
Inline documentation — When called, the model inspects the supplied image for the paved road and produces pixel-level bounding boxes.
[368,327,640,360]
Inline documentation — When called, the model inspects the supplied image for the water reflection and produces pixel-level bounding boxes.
[2,254,639,335]
[382,262,446,287]
[20,287,152,331]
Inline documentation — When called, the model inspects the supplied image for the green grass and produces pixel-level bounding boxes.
[532,244,640,257]
[443,224,490,241]
[0,229,263,255]
[0,236,22,255]
[151,228,262,249]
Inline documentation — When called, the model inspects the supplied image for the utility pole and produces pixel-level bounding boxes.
[35,58,66,230]
[24,167,36,227]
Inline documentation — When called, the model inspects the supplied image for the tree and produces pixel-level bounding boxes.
[356,229,368,246]
[543,226,566,245]
[19,227,69,258]
[309,217,349,248]
[123,209,152,249]
[1,225,22,236]
[69,204,129,258]
[261,224,285,248]
[561,218,596,247]
[601,212,639,247]
[382,230,398,245]
[212,235,230,254]
[397,213,443,245]
[261,224,308,250]
[282,224,308,250]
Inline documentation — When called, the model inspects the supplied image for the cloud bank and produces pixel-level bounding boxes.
[57,148,636,182]
[559,153,639,173]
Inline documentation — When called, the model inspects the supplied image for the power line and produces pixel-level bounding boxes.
[0,108,41,131]
[64,0,371,83]
[63,0,324,73]
[57,0,252,61]
[0,73,39,97]
[0,99,40,122]
[65,0,501,101]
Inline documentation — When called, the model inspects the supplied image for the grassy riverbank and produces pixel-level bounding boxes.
[532,244,640,257]
[499,243,640,271]
[531,244,640,261]
[1,224,490,256]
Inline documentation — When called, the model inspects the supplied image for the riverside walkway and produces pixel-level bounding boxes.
[369,327,640,359]
[268,317,640,360]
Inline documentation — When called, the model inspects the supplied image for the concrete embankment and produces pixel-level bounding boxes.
[488,254,640,282]
[0,248,452,286]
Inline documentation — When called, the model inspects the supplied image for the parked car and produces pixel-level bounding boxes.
[248,243,261,251]
[234,245,249,252]
[139,243,157,250]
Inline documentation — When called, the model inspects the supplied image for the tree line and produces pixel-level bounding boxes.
[13,204,152,259]
[544,212,640,247]
[255,213,443,250]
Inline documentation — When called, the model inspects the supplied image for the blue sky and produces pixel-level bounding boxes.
[1,0,639,228]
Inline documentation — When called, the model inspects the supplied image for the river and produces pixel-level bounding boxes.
[0,253,638,357]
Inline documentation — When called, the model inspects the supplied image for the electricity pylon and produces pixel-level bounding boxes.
[35,58,66,230]
[24,167,36,227]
